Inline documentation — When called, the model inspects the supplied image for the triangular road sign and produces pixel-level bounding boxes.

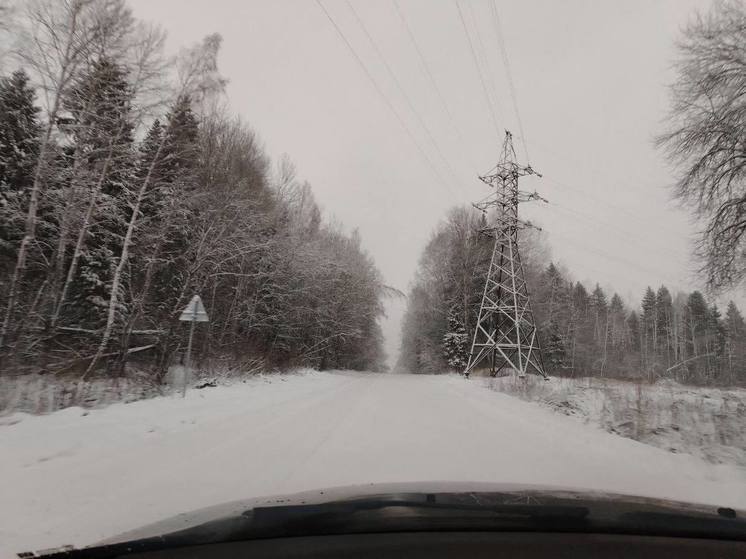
[179,294,209,322]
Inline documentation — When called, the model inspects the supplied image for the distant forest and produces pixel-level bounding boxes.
[399,208,746,386]
[0,1,386,376]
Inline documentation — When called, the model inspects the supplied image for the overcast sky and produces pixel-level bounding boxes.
[129,0,720,367]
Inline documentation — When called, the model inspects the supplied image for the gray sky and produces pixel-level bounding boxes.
[129,0,721,367]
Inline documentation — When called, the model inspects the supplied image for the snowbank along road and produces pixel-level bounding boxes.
[2,371,746,557]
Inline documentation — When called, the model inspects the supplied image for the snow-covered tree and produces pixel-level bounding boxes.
[724,301,746,383]
[443,307,468,371]
[62,57,136,328]
[658,0,746,292]
[0,70,40,202]
[0,69,40,259]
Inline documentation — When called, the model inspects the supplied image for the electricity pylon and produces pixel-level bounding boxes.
[464,131,547,379]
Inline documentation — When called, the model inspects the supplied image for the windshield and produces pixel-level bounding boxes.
[1,0,746,556]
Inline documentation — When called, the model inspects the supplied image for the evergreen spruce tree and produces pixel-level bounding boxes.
[590,284,608,345]
[0,70,41,200]
[608,293,627,355]
[146,97,200,310]
[536,264,569,370]
[0,70,41,253]
[161,95,199,185]
[443,307,468,370]
[571,282,592,373]
[64,58,136,328]
[626,311,641,352]
[641,286,657,366]
[685,291,709,357]
[708,303,726,377]
[724,301,746,383]
[655,285,673,363]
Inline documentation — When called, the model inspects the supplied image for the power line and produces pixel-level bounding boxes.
[454,0,501,137]
[392,0,464,143]
[346,1,465,191]
[525,134,671,201]
[464,0,505,126]
[489,0,530,163]
[315,0,457,198]
[540,200,689,262]
[548,229,687,290]
[538,234,681,301]
[541,174,683,239]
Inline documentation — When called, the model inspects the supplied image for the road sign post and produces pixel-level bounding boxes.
[179,295,209,397]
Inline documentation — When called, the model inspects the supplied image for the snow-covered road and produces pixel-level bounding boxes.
[3,371,746,557]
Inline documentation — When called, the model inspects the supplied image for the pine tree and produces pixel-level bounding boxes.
[708,304,726,378]
[536,264,569,370]
[136,119,165,213]
[161,95,199,185]
[570,282,591,372]
[145,98,200,311]
[63,58,136,328]
[685,291,708,358]
[0,70,41,200]
[641,286,657,368]
[724,301,746,383]
[608,293,627,359]
[443,307,468,370]
[656,285,673,365]
[0,70,41,252]
[64,58,135,186]
[626,311,641,352]
[590,284,608,347]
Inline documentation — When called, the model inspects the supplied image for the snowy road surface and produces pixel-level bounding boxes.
[3,371,746,557]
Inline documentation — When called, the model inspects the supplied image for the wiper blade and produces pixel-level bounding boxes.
[615,511,746,541]
[250,497,590,524]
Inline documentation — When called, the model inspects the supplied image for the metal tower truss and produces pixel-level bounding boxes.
[465,131,547,379]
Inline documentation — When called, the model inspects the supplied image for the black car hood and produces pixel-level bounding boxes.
[96,481,743,545]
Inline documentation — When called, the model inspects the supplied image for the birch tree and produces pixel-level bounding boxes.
[0,0,133,353]
[658,0,746,291]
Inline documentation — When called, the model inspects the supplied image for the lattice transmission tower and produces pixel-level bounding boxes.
[464,131,547,379]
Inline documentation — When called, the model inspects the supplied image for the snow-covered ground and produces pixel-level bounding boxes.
[488,375,746,467]
[3,370,746,558]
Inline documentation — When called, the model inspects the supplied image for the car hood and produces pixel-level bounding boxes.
[99,481,739,544]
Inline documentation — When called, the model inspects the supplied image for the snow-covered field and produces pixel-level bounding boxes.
[3,370,746,558]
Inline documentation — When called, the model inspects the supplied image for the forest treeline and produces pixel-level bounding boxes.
[0,0,386,377]
[399,207,746,386]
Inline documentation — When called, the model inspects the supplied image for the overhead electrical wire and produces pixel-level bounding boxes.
[454,0,502,137]
[345,1,466,192]
[555,233,684,287]
[315,0,457,199]
[464,0,506,128]
[489,0,530,163]
[526,134,672,202]
[392,0,464,143]
[541,174,684,239]
[539,200,689,262]
[548,229,688,289]
[545,237,684,297]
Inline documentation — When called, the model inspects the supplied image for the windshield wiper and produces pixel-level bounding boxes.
[250,497,589,527]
